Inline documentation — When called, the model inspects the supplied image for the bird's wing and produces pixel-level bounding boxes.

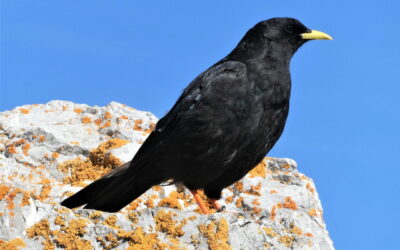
[119,60,251,177]
[133,60,253,178]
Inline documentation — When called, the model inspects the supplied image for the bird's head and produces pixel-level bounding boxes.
[232,17,332,59]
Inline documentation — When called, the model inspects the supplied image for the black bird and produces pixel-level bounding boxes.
[61,18,332,214]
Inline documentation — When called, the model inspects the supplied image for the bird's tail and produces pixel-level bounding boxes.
[61,161,163,212]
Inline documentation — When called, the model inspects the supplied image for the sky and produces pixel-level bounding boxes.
[1,1,399,249]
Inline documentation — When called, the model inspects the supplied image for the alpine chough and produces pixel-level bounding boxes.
[61,17,332,214]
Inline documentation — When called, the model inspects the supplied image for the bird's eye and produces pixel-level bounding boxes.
[285,25,294,33]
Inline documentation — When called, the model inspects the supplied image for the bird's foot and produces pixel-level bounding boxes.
[210,199,225,212]
[190,189,210,215]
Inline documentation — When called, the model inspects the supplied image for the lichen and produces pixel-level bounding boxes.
[0,238,26,250]
[282,196,298,210]
[198,218,231,250]
[154,210,185,237]
[263,227,277,238]
[248,159,267,178]
[57,139,128,185]
[278,235,295,247]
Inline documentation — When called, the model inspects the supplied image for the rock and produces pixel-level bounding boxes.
[0,101,334,249]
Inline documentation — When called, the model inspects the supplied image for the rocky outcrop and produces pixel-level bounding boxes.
[0,101,333,249]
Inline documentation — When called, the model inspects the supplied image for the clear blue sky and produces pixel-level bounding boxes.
[1,1,399,249]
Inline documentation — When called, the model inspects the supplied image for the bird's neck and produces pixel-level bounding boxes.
[229,40,293,76]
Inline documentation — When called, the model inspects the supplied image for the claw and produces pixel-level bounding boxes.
[210,199,224,212]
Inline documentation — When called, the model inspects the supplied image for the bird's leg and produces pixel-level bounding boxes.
[210,198,225,212]
[190,190,209,215]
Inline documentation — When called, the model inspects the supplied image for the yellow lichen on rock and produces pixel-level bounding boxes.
[154,210,185,237]
[248,159,267,178]
[0,238,26,250]
[38,184,52,201]
[278,235,295,248]
[198,218,231,250]
[263,227,277,238]
[158,191,183,210]
[0,185,11,200]
[26,218,92,250]
[117,226,168,250]
[57,139,128,186]
[26,219,52,242]
[53,219,92,250]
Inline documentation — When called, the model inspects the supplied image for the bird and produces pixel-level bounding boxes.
[61,17,332,214]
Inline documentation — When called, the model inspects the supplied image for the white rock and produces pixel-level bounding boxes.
[0,101,334,249]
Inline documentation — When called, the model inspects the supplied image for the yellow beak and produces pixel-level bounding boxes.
[301,30,333,40]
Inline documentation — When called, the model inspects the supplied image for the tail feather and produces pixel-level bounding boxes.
[61,161,164,212]
[61,162,130,210]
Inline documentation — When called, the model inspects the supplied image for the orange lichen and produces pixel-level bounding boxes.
[0,185,11,200]
[304,233,314,237]
[308,208,318,217]
[53,219,92,250]
[263,227,277,238]
[39,135,46,142]
[54,215,66,227]
[248,159,267,178]
[270,205,277,220]
[104,215,118,228]
[158,191,182,210]
[58,139,127,185]
[81,117,92,124]
[117,226,167,249]
[278,235,295,248]
[198,218,231,250]
[245,185,261,196]
[269,190,278,194]
[97,138,129,151]
[235,197,244,208]
[0,238,26,250]
[234,181,243,192]
[89,211,103,223]
[104,111,112,119]
[144,123,156,133]
[100,120,112,128]
[94,118,102,126]
[145,198,154,208]
[252,207,262,214]
[125,200,141,211]
[154,210,185,237]
[282,196,298,210]
[52,152,59,158]
[291,225,303,236]
[104,233,119,249]
[22,143,31,156]
[306,182,315,194]
[19,108,30,114]
[5,189,18,211]
[119,115,128,120]
[26,219,52,241]
[225,195,234,203]
[38,184,52,201]
[133,120,143,131]
[73,108,83,114]
[19,189,31,207]
[252,199,260,206]
[7,144,17,154]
